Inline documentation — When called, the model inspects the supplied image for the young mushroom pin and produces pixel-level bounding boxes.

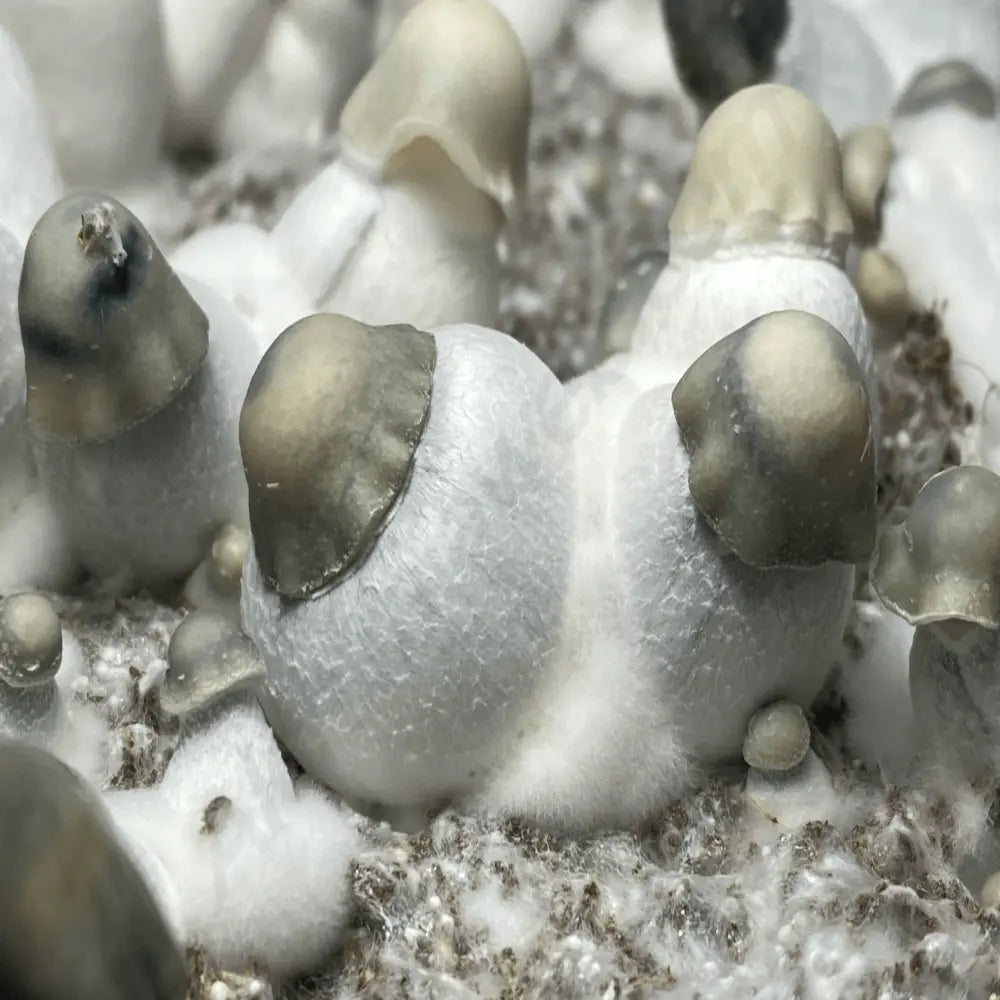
[17,193,260,595]
[742,699,837,830]
[105,610,360,978]
[872,466,1000,782]
[0,592,63,743]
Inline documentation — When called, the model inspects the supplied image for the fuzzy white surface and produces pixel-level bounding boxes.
[244,325,576,811]
[105,700,359,980]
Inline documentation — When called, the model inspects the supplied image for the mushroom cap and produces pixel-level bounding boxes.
[669,84,852,261]
[162,611,266,717]
[896,60,997,120]
[339,0,530,214]
[672,309,876,568]
[982,871,1000,909]
[597,249,670,357]
[855,247,912,332]
[661,0,790,111]
[743,700,811,771]
[240,313,436,599]
[840,125,893,246]
[873,466,1000,628]
[206,524,250,596]
[0,593,62,689]
[0,743,187,1000]
[18,194,209,444]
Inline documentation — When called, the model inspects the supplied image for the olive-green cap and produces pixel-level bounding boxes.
[873,466,1000,628]
[18,194,208,444]
[162,612,266,717]
[239,313,436,598]
[672,309,876,568]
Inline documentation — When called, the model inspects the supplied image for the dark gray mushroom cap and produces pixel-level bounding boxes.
[18,194,209,444]
[0,594,62,689]
[840,125,893,246]
[672,310,876,568]
[661,0,790,112]
[0,742,187,1000]
[163,612,266,717]
[873,466,1000,628]
[896,60,997,120]
[240,313,436,599]
[597,249,669,357]
[205,524,250,597]
[743,700,811,771]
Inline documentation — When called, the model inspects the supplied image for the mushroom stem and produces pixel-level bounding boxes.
[0,681,59,741]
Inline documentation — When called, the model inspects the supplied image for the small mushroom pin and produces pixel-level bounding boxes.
[105,611,359,978]
[596,249,670,358]
[743,700,838,830]
[0,592,63,742]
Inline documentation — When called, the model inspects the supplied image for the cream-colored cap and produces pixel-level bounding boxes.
[669,84,853,261]
[672,309,876,568]
[841,125,893,246]
[205,524,250,597]
[855,247,912,334]
[162,612,266,717]
[873,466,1000,628]
[339,0,531,213]
[0,594,62,690]
[743,700,811,772]
[896,60,997,120]
[240,313,436,599]
[18,195,208,444]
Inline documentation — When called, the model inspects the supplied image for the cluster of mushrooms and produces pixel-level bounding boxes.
[2,0,1000,994]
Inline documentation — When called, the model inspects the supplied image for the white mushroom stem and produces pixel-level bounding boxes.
[0,681,59,741]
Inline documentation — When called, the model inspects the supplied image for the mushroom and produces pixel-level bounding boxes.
[19,194,208,446]
[596,249,670,358]
[0,592,63,742]
[743,700,811,772]
[17,192,260,594]
[872,466,1000,781]
[660,0,790,117]
[626,84,876,414]
[854,246,913,342]
[162,611,267,728]
[0,741,187,1000]
[840,125,893,246]
[265,0,530,331]
[895,60,997,121]
[180,523,251,622]
[981,872,1000,909]
[104,609,361,978]
[241,312,574,817]
[672,309,876,569]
